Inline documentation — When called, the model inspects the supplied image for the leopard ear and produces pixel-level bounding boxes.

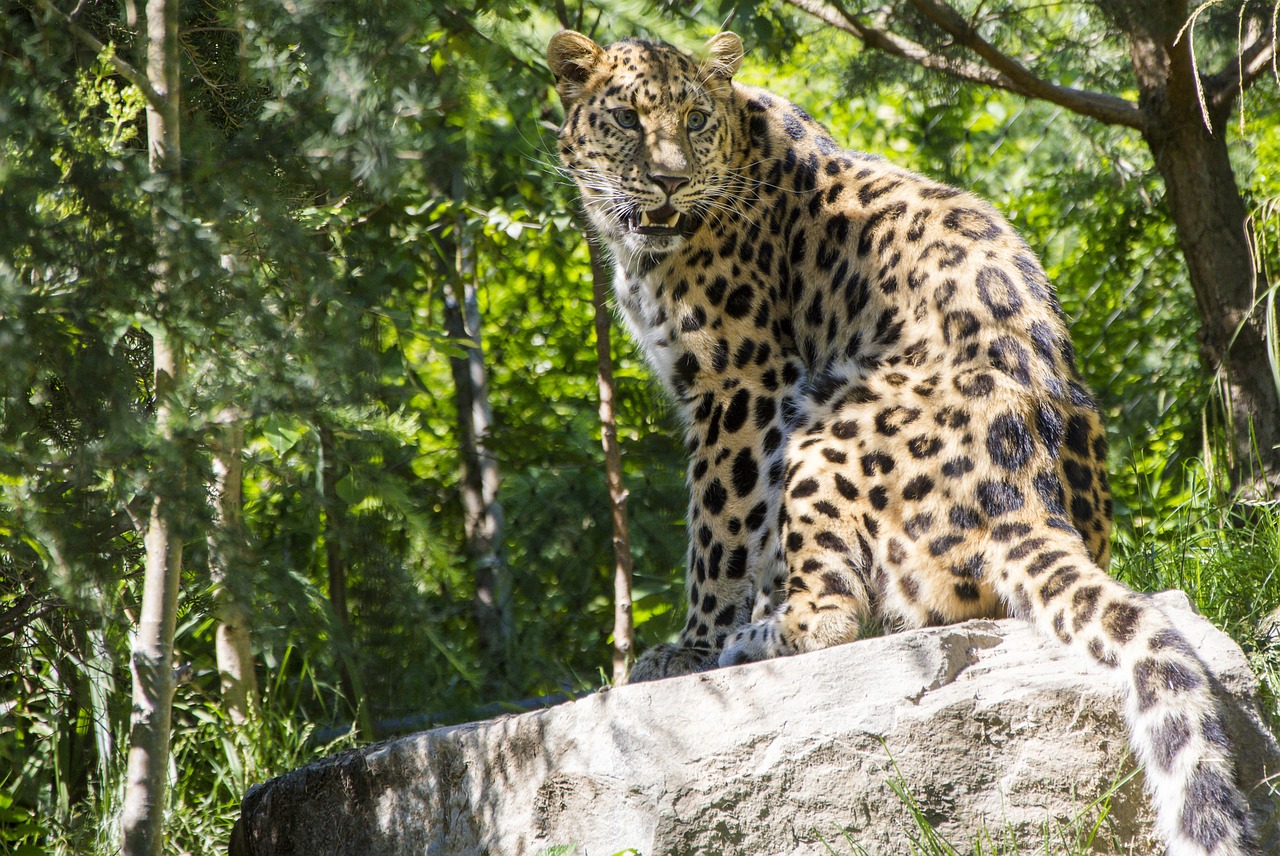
[701,32,744,80]
[548,30,605,103]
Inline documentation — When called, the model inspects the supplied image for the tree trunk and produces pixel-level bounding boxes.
[588,236,636,683]
[209,420,259,724]
[443,177,513,691]
[122,470,184,856]
[120,0,182,851]
[1147,127,1279,504]
[1127,14,1280,504]
[318,421,369,737]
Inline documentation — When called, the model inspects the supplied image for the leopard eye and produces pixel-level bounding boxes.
[613,108,639,129]
[686,109,709,131]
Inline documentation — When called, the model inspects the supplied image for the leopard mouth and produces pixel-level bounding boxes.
[625,203,692,237]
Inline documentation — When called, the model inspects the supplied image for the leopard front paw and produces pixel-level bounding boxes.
[626,642,718,683]
[719,616,791,668]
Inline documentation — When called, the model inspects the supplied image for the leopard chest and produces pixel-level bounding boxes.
[612,243,797,405]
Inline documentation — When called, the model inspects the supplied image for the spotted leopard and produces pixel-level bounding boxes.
[549,30,1253,856]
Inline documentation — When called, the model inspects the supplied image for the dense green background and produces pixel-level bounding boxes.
[2,1,1277,852]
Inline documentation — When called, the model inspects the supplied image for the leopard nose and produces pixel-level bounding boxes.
[649,173,689,197]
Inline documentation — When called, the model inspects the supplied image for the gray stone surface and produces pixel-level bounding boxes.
[230,591,1279,856]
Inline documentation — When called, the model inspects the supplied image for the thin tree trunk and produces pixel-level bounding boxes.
[209,420,259,724]
[550,0,635,683]
[121,472,183,856]
[588,235,635,682]
[120,0,182,850]
[443,173,513,691]
[318,423,349,632]
[318,421,369,737]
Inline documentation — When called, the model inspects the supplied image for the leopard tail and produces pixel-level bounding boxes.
[995,526,1253,856]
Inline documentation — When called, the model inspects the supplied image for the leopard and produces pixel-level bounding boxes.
[548,30,1254,856]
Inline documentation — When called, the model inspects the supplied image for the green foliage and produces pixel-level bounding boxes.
[1,3,685,848]
[1113,498,1280,729]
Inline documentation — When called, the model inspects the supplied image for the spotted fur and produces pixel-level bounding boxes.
[549,30,1254,856]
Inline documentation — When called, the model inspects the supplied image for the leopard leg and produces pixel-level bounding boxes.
[721,392,877,666]
[720,367,1004,666]
[628,371,797,682]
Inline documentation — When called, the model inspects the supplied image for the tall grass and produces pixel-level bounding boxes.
[2,644,354,856]
[1110,467,1280,729]
[161,647,357,855]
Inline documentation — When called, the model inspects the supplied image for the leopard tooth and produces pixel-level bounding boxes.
[639,210,654,227]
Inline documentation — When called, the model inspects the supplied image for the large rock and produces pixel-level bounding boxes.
[230,592,1279,855]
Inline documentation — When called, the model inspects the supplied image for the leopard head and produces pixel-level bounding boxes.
[548,31,744,261]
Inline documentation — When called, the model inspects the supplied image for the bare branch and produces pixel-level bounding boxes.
[1244,39,1279,90]
[786,0,1008,82]
[907,0,1148,128]
[1205,20,1278,114]
[32,0,166,109]
[785,0,1148,132]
